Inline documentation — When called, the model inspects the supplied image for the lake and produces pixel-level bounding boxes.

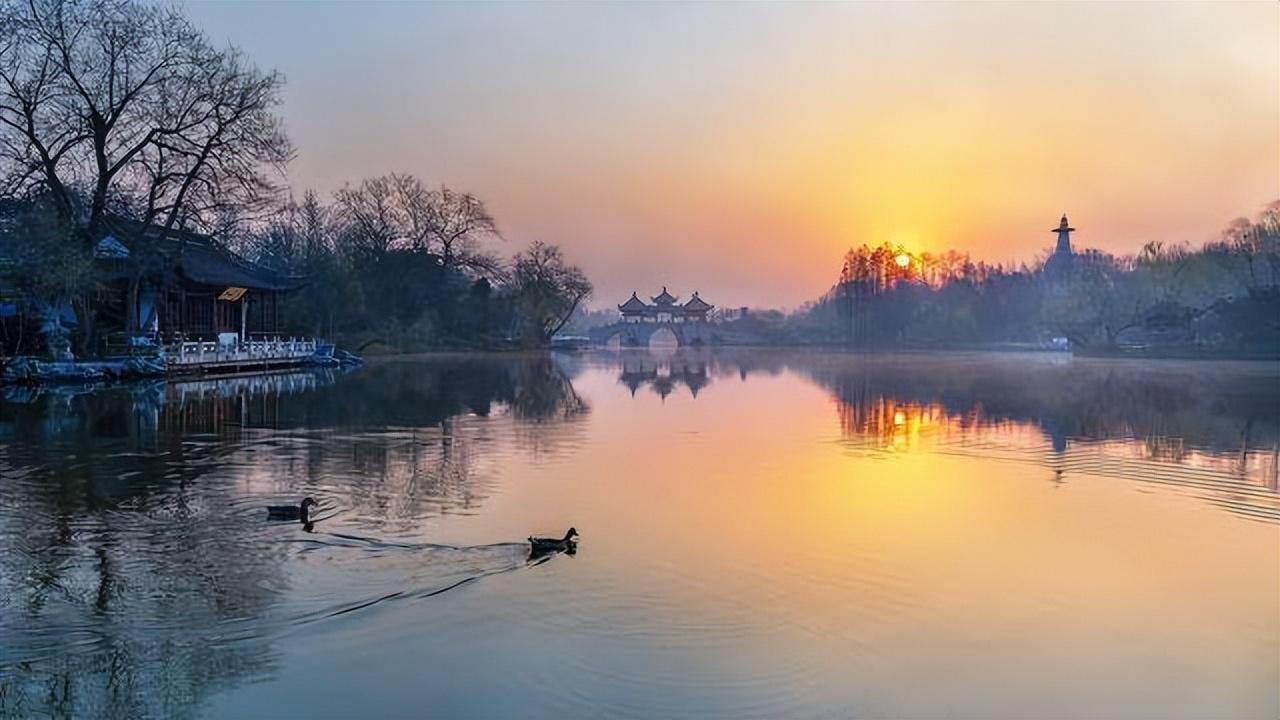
[1,350,1277,719]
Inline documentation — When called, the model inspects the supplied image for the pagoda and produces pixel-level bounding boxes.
[1044,213,1075,278]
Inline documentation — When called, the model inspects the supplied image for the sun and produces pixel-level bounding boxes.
[895,253,911,268]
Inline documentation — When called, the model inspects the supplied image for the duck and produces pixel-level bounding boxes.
[529,527,578,555]
[267,497,317,523]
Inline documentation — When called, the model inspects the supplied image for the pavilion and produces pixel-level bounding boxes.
[618,287,714,324]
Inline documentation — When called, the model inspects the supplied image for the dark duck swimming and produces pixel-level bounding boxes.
[529,527,578,556]
[267,497,316,523]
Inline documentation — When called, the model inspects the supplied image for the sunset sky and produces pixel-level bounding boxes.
[186,1,1278,309]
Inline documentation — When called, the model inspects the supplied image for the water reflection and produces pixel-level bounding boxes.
[801,353,1279,521]
[617,349,711,399]
[0,350,1276,718]
[604,349,1280,520]
[0,354,587,717]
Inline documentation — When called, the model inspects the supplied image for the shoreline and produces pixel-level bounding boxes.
[4,344,1275,390]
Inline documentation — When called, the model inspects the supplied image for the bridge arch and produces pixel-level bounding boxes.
[649,327,679,349]
[589,319,719,349]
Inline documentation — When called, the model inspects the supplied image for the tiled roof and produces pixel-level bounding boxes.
[103,216,299,291]
[651,287,678,305]
[619,292,651,312]
[681,292,713,312]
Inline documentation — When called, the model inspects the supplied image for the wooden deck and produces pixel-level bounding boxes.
[166,337,321,375]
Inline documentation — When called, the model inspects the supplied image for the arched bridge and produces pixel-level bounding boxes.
[588,321,716,348]
[593,287,720,347]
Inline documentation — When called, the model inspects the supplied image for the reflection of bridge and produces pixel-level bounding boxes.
[590,320,717,348]
[617,350,711,398]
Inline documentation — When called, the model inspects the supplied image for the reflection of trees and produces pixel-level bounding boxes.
[796,355,1279,456]
[833,395,963,455]
[0,355,589,716]
[511,355,588,420]
[0,436,282,717]
[600,348,1279,514]
[507,354,590,456]
[791,353,1280,520]
[668,346,1277,461]
[0,374,335,715]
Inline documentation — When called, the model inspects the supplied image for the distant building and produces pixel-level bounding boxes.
[618,287,714,324]
[1043,213,1075,278]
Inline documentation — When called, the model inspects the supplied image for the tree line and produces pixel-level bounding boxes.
[0,0,590,356]
[784,202,1280,355]
[237,181,591,350]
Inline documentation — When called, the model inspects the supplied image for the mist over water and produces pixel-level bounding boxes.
[1,351,1276,718]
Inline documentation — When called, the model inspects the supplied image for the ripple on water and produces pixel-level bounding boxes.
[520,630,826,720]
[844,428,1280,524]
[2,353,1277,719]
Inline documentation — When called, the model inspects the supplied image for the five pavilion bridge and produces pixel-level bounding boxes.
[588,287,717,348]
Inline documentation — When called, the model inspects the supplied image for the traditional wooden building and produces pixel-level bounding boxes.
[2,206,324,372]
[618,287,715,324]
[98,217,299,342]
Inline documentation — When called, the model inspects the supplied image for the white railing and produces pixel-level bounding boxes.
[167,336,319,366]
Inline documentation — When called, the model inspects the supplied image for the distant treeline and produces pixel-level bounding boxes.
[781,202,1280,355]
[229,179,591,352]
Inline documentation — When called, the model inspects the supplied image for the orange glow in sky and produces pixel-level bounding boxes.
[187,2,1280,308]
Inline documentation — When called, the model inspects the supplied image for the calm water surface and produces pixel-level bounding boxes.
[1,350,1277,719]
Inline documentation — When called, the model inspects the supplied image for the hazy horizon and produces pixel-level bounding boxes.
[185,1,1278,309]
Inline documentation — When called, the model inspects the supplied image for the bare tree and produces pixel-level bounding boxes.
[0,0,291,342]
[117,48,290,329]
[387,173,433,252]
[332,175,501,276]
[130,48,291,232]
[333,175,401,263]
[510,240,592,345]
[296,190,331,263]
[2,0,198,241]
[422,185,500,270]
